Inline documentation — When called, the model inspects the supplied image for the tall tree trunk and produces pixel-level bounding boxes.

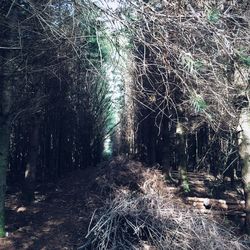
[23,118,40,202]
[238,108,250,234]
[0,74,11,237]
[197,125,209,170]
[0,40,12,236]
[176,122,189,192]
[161,118,170,170]
[224,131,237,186]
[148,117,156,165]
[162,120,178,183]
[187,133,196,171]
[209,131,220,177]
[0,119,10,237]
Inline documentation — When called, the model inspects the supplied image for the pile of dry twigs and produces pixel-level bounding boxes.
[79,158,249,250]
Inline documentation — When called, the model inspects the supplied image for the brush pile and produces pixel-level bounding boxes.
[80,158,249,250]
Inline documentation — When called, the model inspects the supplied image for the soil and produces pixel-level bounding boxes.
[2,166,104,250]
[0,158,246,250]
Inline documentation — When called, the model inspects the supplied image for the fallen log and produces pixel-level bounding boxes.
[186,197,245,211]
[192,208,246,217]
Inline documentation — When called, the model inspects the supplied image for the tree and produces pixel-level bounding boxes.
[121,0,250,228]
[0,63,11,237]
[0,0,114,235]
[0,0,20,236]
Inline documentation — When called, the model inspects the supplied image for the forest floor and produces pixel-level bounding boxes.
[0,157,248,250]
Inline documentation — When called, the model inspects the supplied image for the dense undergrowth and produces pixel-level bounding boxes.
[80,157,249,250]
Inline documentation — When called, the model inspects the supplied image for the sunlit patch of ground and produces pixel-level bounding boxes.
[2,156,249,249]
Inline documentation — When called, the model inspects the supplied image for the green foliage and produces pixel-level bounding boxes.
[181,52,195,73]
[0,228,5,238]
[182,180,190,193]
[181,53,205,74]
[207,9,220,23]
[87,33,109,63]
[193,60,204,71]
[239,54,250,67]
[124,8,138,22]
[100,37,112,61]
[192,94,207,113]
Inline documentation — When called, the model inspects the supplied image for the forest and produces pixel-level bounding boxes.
[0,0,250,249]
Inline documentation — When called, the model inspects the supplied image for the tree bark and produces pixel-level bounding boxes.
[176,122,189,192]
[238,108,250,234]
[23,118,40,202]
[0,46,12,238]
[0,71,11,237]
[187,133,196,171]
[0,119,10,237]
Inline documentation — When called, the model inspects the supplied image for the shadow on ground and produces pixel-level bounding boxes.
[2,157,247,249]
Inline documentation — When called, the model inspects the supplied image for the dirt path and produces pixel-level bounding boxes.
[2,167,104,250]
[1,158,247,249]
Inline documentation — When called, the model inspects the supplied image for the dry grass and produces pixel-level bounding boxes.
[79,158,249,250]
